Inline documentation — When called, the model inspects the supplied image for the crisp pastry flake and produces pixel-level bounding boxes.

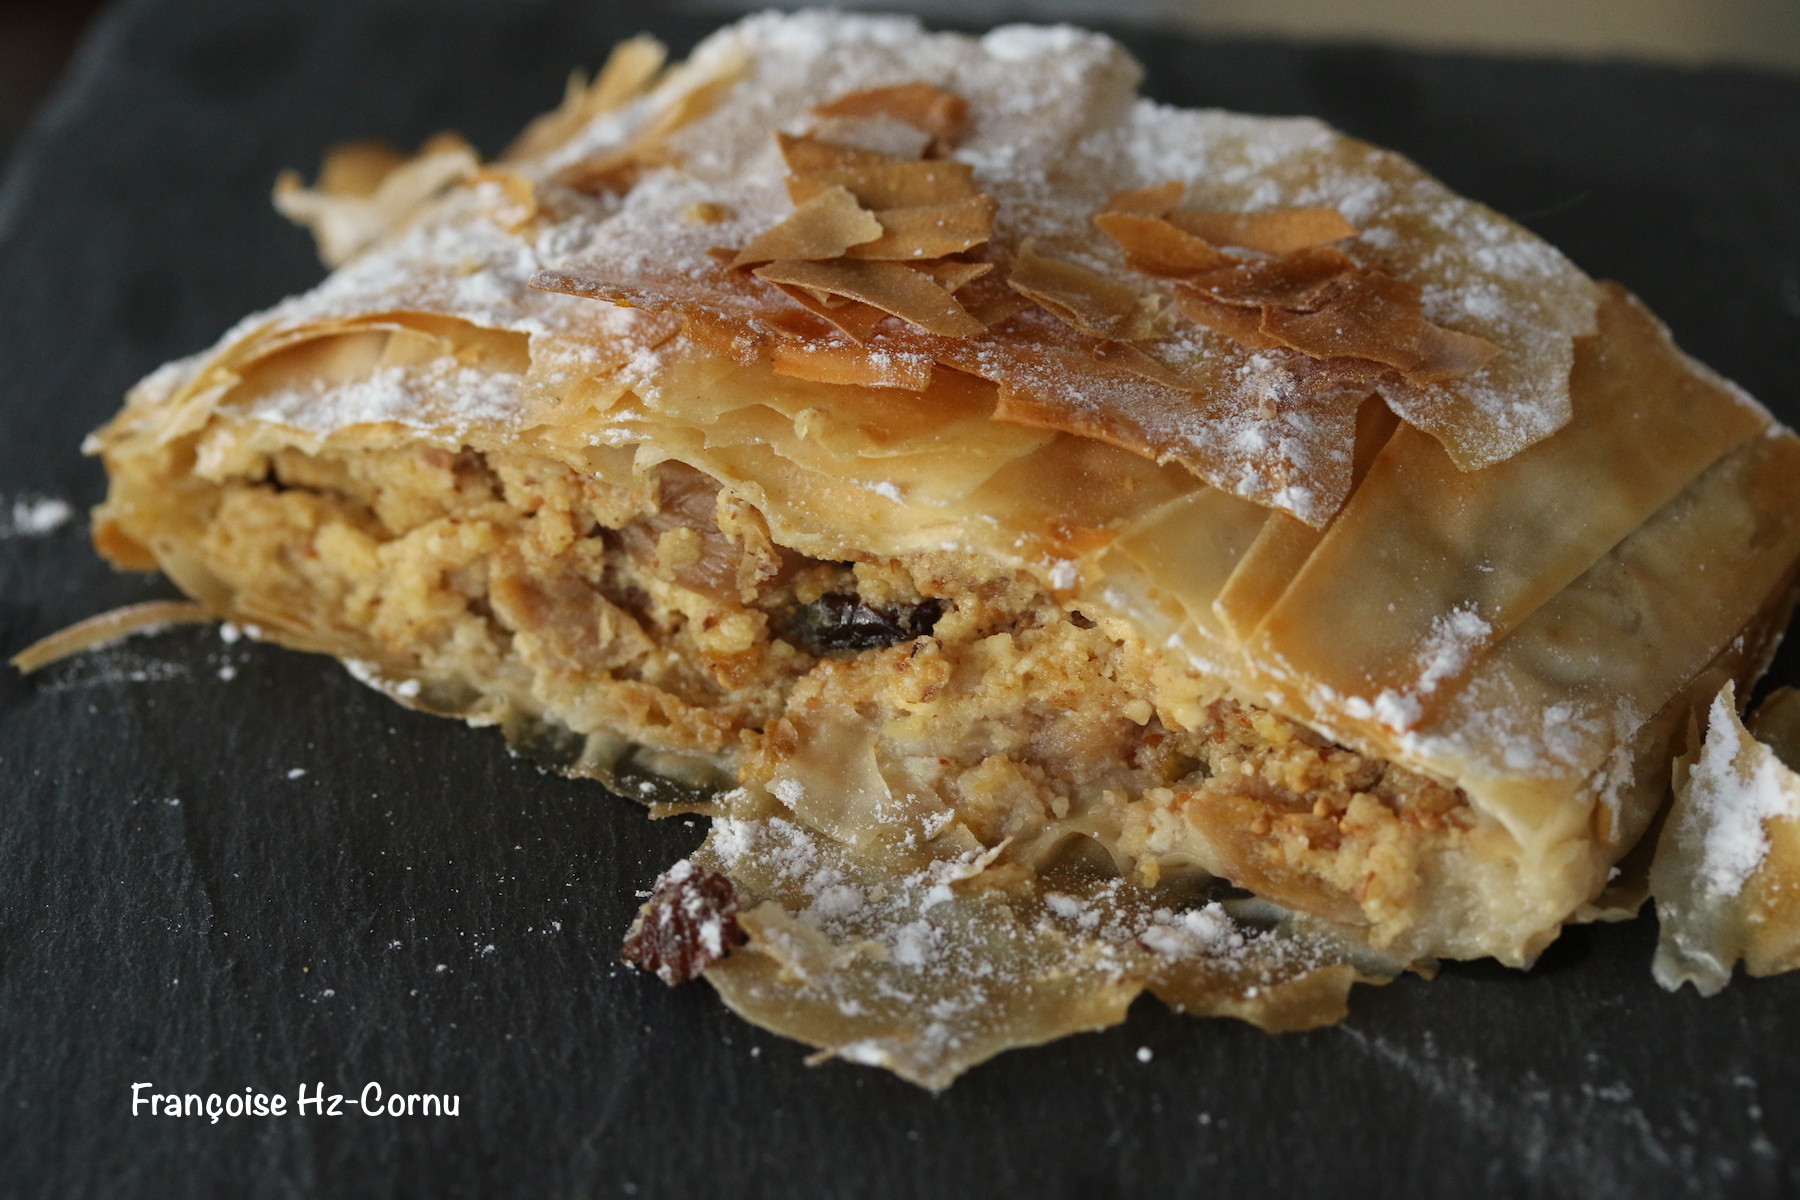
[1651,683,1800,995]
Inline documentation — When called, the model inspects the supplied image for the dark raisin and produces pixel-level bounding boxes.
[619,861,743,985]
[781,593,946,655]
[906,597,946,636]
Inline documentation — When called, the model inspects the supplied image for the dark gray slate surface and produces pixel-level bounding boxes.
[2,2,1799,1196]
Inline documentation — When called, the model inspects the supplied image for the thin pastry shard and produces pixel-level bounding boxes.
[75,13,1800,1089]
[504,35,669,162]
[778,132,894,172]
[751,260,984,337]
[787,160,980,209]
[696,811,1397,1088]
[1172,287,1285,350]
[274,133,479,268]
[1006,239,1162,342]
[1094,192,1495,387]
[1092,211,1238,276]
[768,339,935,390]
[728,186,883,268]
[1650,684,1800,996]
[1213,396,1400,641]
[1256,271,1500,384]
[765,286,893,343]
[911,259,991,293]
[9,600,214,674]
[1165,208,1359,254]
[813,82,969,150]
[552,46,749,194]
[1252,286,1768,735]
[842,196,998,260]
[1185,245,1361,308]
[723,119,997,335]
[1099,181,1360,253]
[1173,246,1501,384]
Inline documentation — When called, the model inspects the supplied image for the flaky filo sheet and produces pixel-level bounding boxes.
[1650,684,1800,996]
[84,14,1800,1086]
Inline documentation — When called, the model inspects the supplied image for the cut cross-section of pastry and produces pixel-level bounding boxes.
[79,13,1800,1088]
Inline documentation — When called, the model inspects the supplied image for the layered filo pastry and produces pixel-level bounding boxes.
[80,14,1800,1087]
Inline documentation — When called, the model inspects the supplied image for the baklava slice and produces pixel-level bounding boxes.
[83,14,1800,1087]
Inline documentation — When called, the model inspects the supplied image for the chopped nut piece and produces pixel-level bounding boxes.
[620,860,744,985]
[686,201,732,224]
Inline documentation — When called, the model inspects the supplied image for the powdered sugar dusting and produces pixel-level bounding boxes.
[144,12,1597,529]
[1416,606,1494,697]
[1354,604,1495,734]
[543,14,1141,284]
[0,495,73,537]
[705,813,1333,975]
[1687,688,1800,900]
[698,808,1372,1087]
[1652,684,1800,996]
[246,358,525,437]
[129,10,1596,527]
[531,12,1591,522]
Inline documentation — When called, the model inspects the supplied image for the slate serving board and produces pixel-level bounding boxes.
[3,2,1799,1196]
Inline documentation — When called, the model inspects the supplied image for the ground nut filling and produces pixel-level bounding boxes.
[179,438,1472,957]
